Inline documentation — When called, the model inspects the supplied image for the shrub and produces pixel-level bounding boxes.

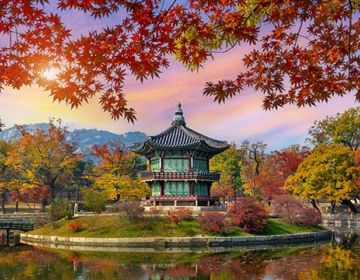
[82,189,108,213]
[49,198,70,221]
[120,200,144,221]
[198,212,229,234]
[166,208,192,225]
[228,197,268,234]
[271,194,302,220]
[293,206,322,226]
[68,220,84,232]
[272,195,322,226]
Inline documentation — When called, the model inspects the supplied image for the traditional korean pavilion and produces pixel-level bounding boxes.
[131,103,229,206]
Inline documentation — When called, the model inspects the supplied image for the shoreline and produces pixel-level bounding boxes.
[20,230,332,251]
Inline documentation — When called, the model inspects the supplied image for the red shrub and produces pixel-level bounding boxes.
[294,207,322,226]
[68,220,84,232]
[272,195,322,226]
[198,212,229,234]
[271,195,302,220]
[166,208,192,224]
[228,197,268,234]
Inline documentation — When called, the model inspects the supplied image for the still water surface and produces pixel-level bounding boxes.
[0,231,358,280]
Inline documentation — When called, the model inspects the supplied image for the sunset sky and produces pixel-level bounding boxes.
[0,6,357,151]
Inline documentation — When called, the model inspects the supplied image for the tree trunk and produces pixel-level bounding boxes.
[15,202,18,213]
[51,186,56,199]
[40,199,47,212]
[341,199,358,213]
[330,201,336,214]
[309,199,321,213]
[75,185,79,203]
[1,191,6,214]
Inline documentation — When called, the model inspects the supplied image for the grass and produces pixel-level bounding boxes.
[29,215,324,238]
[264,219,324,235]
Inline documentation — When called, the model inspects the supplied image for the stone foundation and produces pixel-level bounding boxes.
[20,231,332,250]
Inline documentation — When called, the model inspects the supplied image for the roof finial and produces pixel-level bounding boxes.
[172,102,186,126]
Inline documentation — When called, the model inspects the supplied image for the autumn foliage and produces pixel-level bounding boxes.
[272,195,322,226]
[166,208,192,225]
[198,212,229,234]
[210,183,235,203]
[285,144,360,213]
[228,197,268,234]
[68,220,84,232]
[0,1,358,120]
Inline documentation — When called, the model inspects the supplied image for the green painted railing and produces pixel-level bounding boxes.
[140,171,221,182]
[0,219,34,231]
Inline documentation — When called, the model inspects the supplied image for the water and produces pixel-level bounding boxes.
[0,231,358,280]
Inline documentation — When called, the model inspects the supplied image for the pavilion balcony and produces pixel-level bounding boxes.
[139,171,221,182]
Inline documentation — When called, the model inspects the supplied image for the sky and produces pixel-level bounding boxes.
[0,5,357,151]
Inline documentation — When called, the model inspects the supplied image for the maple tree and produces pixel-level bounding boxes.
[91,142,148,200]
[5,120,82,199]
[0,1,358,121]
[228,197,268,233]
[285,144,360,213]
[198,212,230,234]
[210,183,235,203]
[258,145,309,203]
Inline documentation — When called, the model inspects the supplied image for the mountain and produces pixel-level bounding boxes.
[0,123,147,158]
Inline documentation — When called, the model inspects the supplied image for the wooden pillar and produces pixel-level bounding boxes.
[161,182,164,196]
[159,157,163,171]
[5,229,9,246]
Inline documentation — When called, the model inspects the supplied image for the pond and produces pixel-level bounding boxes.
[0,231,358,280]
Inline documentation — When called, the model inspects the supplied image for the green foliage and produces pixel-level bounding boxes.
[308,107,360,150]
[210,144,243,191]
[285,144,360,206]
[49,198,70,221]
[82,188,108,213]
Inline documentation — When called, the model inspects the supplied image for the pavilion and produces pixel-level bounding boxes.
[131,103,229,206]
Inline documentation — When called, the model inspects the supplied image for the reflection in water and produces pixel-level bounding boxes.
[0,235,358,280]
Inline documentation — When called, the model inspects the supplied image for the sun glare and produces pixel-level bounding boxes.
[42,68,59,80]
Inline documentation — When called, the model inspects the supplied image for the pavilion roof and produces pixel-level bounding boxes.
[130,103,229,155]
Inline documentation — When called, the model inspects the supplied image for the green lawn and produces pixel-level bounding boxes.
[29,215,324,238]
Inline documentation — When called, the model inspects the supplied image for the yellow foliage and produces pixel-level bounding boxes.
[285,144,359,202]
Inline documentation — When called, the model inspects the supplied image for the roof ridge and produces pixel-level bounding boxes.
[149,125,177,140]
[181,125,228,144]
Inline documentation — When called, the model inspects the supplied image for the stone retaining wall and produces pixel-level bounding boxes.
[20,231,332,250]
[322,213,360,228]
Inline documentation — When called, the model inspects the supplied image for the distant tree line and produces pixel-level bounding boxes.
[210,107,360,213]
[0,119,149,213]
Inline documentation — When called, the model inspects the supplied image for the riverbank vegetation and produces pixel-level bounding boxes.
[30,216,323,238]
